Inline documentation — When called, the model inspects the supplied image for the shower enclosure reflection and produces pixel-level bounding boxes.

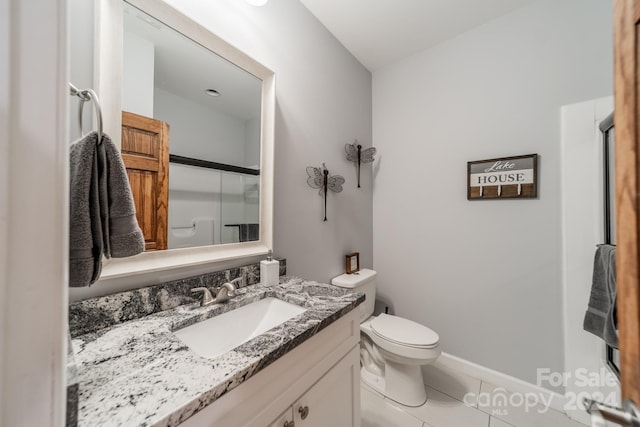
[600,111,620,378]
[168,163,259,248]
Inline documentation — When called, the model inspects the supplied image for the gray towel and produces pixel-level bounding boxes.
[583,244,618,348]
[69,132,104,286]
[69,132,145,287]
[239,223,259,242]
[101,135,145,258]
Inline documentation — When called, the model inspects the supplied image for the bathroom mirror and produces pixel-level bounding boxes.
[123,2,262,250]
[95,0,275,278]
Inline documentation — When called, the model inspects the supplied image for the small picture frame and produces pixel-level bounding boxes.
[345,252,360,274]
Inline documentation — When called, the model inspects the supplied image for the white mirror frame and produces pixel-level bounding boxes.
[95,0,275,279]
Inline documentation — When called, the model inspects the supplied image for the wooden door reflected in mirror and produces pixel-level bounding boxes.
[121,111,169,251]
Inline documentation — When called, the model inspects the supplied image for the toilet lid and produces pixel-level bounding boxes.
[370,313,439,348]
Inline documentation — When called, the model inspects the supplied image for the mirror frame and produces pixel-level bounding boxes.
[95,0,275,279]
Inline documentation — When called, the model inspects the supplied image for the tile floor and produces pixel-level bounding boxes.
[361,360,589,427]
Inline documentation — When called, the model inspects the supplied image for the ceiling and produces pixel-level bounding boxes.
[299,0,536,71]
[124,2,262,120]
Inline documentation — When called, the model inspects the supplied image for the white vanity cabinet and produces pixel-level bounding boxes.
[268,409,294,427]
[181,309,361,427]
[268,346,360,427]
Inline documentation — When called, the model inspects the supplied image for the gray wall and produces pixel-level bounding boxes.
[372,0,612,388]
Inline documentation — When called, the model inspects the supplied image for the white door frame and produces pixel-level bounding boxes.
[0,0,68,426]
[561,96,620,425]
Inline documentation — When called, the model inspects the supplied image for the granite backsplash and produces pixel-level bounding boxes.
[69,258,286,338]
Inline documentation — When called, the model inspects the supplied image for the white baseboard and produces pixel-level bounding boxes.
[436,352,568,413]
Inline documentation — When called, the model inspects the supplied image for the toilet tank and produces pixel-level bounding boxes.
[331,269,377,322]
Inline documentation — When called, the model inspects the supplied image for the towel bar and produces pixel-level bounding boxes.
[68,82,103,144]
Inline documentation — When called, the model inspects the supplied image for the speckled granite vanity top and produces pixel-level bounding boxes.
[70,277,364,427]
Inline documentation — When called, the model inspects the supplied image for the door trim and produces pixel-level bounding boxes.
[613,0,640,404]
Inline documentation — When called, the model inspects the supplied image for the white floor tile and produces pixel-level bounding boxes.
[362,380,385,399]
[422,360,483,406]
[478,382,587,427]
[399,386,490,427]
[360,366,594,427]
[361,385,425,427]
[490,416,514,427]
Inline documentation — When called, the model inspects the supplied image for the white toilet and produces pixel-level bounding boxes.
[332,269,440,407]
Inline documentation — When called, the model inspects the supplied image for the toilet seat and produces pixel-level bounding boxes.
[370,313,439,349]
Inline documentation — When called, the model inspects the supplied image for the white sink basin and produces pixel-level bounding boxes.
[173,297,307,359]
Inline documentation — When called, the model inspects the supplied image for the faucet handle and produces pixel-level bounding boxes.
[191,287,214,306]
[213,282,235,302]
[230,276,245,289]
[225,283,237,297]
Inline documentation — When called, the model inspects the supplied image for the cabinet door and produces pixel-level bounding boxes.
[268,407,294,427]
[293,346,360,427]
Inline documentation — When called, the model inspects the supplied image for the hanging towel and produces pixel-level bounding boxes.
[69,132,104,286]
[238,223,259,242]
[583,244,618,348]
[69,132,144,287]
[101,135,145,257]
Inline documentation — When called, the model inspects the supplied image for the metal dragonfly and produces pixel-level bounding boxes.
[306,163,345,222]
[345,140,376,188]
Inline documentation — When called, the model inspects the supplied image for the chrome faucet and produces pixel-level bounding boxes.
[213,281,236,303]
[191,277,242,307]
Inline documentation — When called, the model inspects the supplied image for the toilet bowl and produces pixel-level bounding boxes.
[331,269,441,407]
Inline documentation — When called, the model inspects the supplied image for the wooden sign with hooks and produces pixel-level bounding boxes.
[467,154,538,200]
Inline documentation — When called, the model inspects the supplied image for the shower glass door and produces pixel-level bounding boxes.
[220,171,260,244]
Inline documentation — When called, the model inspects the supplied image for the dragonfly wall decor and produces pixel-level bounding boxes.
[345,140,376,188]
[306,163,345,221]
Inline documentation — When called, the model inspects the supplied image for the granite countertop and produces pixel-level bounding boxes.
[70,277,364,427]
